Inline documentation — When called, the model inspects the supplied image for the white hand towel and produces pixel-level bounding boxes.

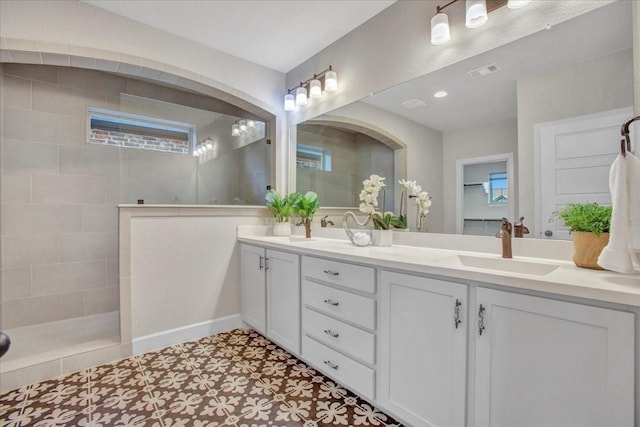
[626,153,640,255]
[597,154,635,273]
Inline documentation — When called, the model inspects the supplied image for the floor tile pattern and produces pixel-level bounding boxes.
[1,329,402,426]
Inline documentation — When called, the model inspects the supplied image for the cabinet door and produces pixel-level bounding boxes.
[240,244,266,334]
[379,271,467,427]
[266,249,300,355]
[474,288,635,427]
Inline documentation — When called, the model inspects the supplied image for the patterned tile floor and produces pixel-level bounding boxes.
[0,329,402,426]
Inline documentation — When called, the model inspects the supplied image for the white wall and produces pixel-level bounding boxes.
[129,216,259,338]
[442,119,517,233]
[517,48,634,233]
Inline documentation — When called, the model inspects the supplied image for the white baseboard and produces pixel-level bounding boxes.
[132,314,242,355]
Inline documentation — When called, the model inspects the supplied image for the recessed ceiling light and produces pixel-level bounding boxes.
[401,99,427,109]
[433,91,448,98]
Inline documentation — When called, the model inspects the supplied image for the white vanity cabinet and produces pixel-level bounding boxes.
[473,287,635,427]
[301,256,377,400]
[240,244,300,355]
[378,271,468,427]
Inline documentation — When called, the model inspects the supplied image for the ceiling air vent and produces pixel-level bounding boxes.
[467,63,502,78]
[401,99,427,109]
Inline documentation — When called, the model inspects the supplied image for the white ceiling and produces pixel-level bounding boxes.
[83,0,395,73]
[361,1,632,132]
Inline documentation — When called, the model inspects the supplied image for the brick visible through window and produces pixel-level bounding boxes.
[87,108,195,154]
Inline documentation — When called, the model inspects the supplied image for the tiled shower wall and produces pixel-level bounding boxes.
[0,64,259,330]
[1,64,122,330]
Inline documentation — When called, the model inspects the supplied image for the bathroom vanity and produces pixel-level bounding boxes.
[238,229,638,427]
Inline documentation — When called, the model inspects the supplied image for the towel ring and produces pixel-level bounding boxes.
[620,115,639,156]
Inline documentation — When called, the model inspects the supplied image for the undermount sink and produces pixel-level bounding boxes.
[456,254,559,276]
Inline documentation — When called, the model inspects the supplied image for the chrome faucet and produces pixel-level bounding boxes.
[495,217,513,258]
[321,215,335,227]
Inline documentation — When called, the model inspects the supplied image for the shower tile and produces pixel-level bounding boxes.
[1,204,82,235]
[83,205,118,233]
[59,66,127,97]
[1,266,32,301]
[31,173,106,204]
[107,259,119,287]
[58,232,117,262]
[2,107,83,145]
[3,63,59,84]
[59,144,120,178]
[126,79,182,104]
[0,360,62,394]
[32,260,107,296]
[2,75,31,109]
[3,291,84,329]
[1,172,31,203]
[32,80,106,116]
[83,286,119,315]
[1,234,58,268]
[61,343,131,376]
[1,139,59,174]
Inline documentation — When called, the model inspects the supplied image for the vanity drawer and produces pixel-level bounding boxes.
[302,256,375,294]
[303,307,375,365]
[302,336,375,401]
[302,281,376,330]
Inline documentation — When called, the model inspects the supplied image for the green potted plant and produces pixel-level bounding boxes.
[291,191,319,238]
[265,190,295,236]
[557,203,612,269]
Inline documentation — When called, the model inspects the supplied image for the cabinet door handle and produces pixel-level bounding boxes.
[323,269,339,276]
[323,299,340,306]
[454,299,462,329]
[259,255,264,271]
[324,360,339,370]
[478,304,486,336]
[264,257,269,270]
[324,329,339,338]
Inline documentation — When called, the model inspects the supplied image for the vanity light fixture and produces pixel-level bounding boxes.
[431,11,451,45]
[431,0,530,45]
[239,119,248,133]
[247,119,256,128]
[283,66,338,111]
[205,138,213,150]
[231,122,240,136]
[296,86,308,106]
[465,0,488,28]
[507,0,531,9]
[284,91,296,111]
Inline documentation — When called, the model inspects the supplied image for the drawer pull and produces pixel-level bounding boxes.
[323,299,340,306]
[478,304,486,336]
[324,360,339,370]
[324,329,339,338]
[454,299,462,329]
[323,269,339,276]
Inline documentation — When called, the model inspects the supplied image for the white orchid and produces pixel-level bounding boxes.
[399,179,432,229]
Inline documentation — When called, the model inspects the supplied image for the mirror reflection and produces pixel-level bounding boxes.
[292,1,633,238]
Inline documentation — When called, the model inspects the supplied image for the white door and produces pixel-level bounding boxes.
[240,244,266,334]
[378,271,467,427]
[474,288,635,427]
[536,107,633,239]
[266,249,300,355]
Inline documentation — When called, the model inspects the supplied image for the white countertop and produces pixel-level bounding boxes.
[237,232,640,307]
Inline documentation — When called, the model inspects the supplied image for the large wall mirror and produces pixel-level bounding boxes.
[289,1,634,238]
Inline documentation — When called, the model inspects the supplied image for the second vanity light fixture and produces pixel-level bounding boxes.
[232,119,256,137]
[284,65,338,112]
[431,0,531,45]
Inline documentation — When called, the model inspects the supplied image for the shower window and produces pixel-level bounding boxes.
[88,107,196,155]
